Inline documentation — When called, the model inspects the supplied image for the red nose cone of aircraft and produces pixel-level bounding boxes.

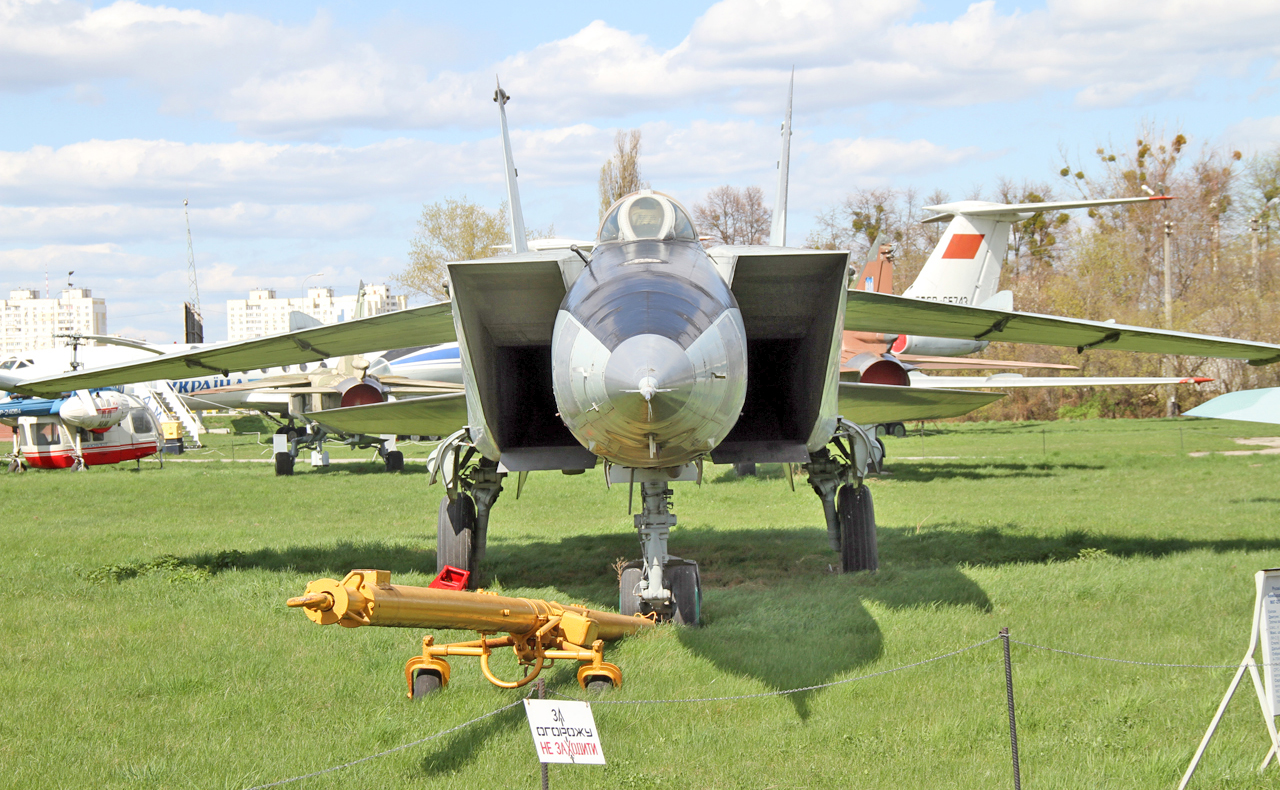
[340,382,385,408]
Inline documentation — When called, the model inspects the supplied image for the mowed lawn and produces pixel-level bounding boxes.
[2,418,1278,789]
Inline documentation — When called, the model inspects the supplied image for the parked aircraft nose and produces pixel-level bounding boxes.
[603,334,695,422]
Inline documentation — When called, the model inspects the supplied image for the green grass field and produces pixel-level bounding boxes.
[2,417,1279,789]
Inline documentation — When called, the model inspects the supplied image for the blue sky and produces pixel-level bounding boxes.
[2,0,1277,342]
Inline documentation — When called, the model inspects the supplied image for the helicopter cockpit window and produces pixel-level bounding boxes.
[131,411,153,434]
[31,423,61,446]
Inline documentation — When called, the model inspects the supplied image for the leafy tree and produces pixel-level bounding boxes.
[395,197,509,299]
[598,129,648,219]
[692,185,772,246]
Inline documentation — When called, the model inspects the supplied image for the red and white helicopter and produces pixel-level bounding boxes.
[2,389,161,472]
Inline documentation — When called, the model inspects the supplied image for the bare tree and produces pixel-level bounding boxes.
[598,129,648,218]
[693,185,772,246]
[394,197,509,299]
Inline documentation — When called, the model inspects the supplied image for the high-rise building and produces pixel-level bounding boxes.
[226,285,406,341]
[1,288,108,355]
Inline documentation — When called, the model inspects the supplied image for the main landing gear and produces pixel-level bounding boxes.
[428,430,505,586]
[804,419,884,573]
[618,476,701,625]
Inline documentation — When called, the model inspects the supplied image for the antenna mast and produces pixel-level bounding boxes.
[183,199,204,343]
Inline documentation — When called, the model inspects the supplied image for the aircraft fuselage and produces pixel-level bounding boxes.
[552,237,748,468]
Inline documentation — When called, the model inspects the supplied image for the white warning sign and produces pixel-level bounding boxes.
[523,699,606,765]
[1260,569,1280,717]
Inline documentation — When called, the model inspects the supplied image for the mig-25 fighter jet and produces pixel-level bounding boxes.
[16,88,1280,626]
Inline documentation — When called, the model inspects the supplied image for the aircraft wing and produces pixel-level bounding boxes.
[16,301,455,397]
[838,382,1004,423]
[1183,388,1280,425]
[845,291,1280,365]
[305,392,468,437]
[908,373,1213,388]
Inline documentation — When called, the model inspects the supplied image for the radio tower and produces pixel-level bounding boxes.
[183,199,204,343]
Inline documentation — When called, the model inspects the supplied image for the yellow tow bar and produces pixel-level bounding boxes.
[288,569,654,695]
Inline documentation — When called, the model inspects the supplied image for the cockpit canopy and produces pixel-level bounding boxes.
[597,190,699,244]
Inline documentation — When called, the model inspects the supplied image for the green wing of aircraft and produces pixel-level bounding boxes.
[844,291,1280,365]
[305,392,469,437]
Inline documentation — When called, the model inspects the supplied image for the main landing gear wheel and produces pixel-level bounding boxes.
[7,459,22,474]
[837,484,878,573]
[384,450,404,472]
[411,669,444,698]
[274,452,295,476]
[733,462,757,477]
[437,494,477,581]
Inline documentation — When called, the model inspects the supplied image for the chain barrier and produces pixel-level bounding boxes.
[239,695,529,790]
[552,636,1001,705]
[232,631,1272,789]
[1008,638,1274,669]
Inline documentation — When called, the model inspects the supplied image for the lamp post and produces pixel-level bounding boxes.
[301,272,326,296]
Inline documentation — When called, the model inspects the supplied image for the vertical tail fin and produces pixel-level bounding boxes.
[768,68,793,247]
[903,196,1173,307]
[902,212,1008,306]
[852,235,895,294]
[494,77,528,255]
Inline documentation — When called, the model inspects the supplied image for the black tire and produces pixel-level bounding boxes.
[733,462,757,477]
[411,670,443,698]
[437,494,477,580]
[7,459,19,474]
[619,563,643,617]
[384,450,404,472]
[666,560,701,626]
[584,677,614,692]
[274,452,294,476]
[837,484,878,573]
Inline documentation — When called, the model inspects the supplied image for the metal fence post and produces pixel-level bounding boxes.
[538,678,549,790]
[1001,627,1022,790]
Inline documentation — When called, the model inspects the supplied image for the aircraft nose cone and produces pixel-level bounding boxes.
[603,334,695,422]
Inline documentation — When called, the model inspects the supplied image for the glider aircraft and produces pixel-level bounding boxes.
[13,83,1280,626]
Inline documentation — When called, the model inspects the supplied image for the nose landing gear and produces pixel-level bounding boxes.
[617,476,702,625]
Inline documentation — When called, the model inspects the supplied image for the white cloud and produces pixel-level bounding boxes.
[4,0,1277,137]
[1223,116,1280,154]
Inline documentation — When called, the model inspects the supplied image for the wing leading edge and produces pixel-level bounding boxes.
[845,291,1280,365]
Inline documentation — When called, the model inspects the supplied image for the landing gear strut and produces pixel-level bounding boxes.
[428,430,505,585]
[618,477,701,624]
[805,419,883,573]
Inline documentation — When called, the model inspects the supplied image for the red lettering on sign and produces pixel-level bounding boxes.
[941,233,984,259]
